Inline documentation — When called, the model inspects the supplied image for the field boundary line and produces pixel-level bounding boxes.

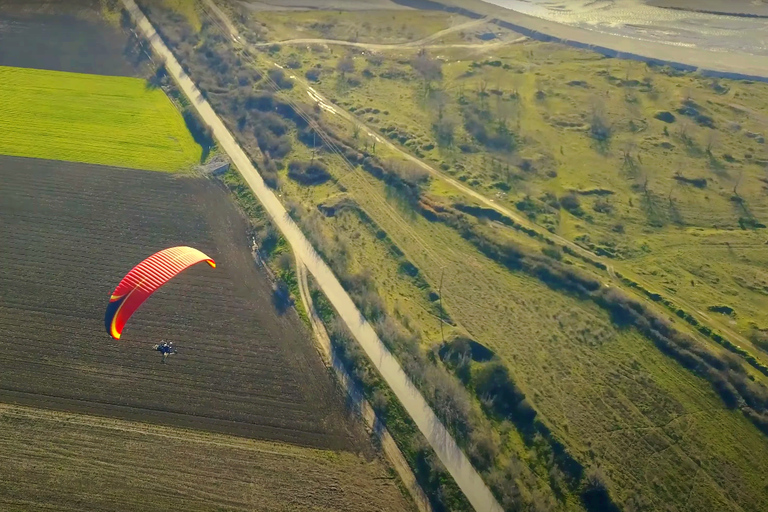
[122,1,503,510]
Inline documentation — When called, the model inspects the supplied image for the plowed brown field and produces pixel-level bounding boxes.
[0,155,368,453]
[0,0,143,77]
[0,404,411,512]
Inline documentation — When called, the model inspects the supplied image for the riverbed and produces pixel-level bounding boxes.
[481,0,768,56]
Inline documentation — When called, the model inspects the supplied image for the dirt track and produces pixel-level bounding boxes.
[252,35,525,51]
[0,155,369,453]
[248,14,527,51]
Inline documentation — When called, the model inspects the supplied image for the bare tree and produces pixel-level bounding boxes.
[677,119,692,145]
[682,85,694,104]
[433,116,456,147]
[621,138,637,165]
[477,79,488,109]
[428,89,450,120]
[705,130,719,155]
[511,73,522,98]
[336,55,355,81]
[734,169,744,196]
[589,98,611,142]
[411,49,442,95]
[764,156,768,181]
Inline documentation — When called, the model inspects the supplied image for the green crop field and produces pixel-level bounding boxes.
[0,66,201,172]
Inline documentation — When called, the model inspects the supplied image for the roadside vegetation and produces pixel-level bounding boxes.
[0,65,201,171]
[137,2,768,511]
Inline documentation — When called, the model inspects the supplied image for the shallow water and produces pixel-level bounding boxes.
[483,0,768,56]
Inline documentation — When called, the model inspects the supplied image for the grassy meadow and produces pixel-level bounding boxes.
[249,9,472,44]
[262,25,768,357]
[142,2,768,510]
[0,66,201,171]
[273,123,768,511]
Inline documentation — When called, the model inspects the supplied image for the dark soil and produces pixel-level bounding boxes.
[0,0,145,76]
[0,155,371,454]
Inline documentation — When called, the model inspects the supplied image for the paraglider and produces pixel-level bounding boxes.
[104,246,215,341]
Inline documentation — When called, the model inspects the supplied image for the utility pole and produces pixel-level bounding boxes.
[438,267,446,344]
[311,130,316,164]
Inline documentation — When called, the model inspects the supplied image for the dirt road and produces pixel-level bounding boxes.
[247,15,526,52]
[295,257,433,512]
[122,1,503,511]
[252,36,524,51]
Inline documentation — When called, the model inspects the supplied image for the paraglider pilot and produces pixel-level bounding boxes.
[153,341,177,363]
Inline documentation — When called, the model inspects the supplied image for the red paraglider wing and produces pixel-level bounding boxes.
[105,246,215,339]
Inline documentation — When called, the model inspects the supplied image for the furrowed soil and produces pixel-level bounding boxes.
[0,403,410,512]
[0,0,141,77]
[0,155,369,453]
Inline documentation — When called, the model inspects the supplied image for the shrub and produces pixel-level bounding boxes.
[592,199,614,214]
[366,53,384,67]
[386,159,430,187]
[267,68,293,90]
[475,360,526,419]
[287,160,331,185]
[305,68,321,82]
[654,110,676,123]
[336,56,355,78]
[559,194,583,216]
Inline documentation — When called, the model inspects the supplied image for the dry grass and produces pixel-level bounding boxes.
[0,404,412,512]
[251,9,466,44]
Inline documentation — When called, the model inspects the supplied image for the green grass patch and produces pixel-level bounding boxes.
[252,9,465,44]
[161,0,203,32]
[0,66,201,171]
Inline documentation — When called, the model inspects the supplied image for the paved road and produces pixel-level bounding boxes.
[122,1,503,511]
